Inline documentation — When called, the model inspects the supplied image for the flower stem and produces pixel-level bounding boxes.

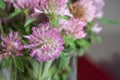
[25,65,34,80]
[24,9,29,19]
[10,59,14,80]
[38,62,43,80]
[42,61,52,79]
[14,65,17,80]
[0,23,5,36]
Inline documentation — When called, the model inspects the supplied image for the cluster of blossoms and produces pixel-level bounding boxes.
[35,0,72,16]
[0,31,23,58]
[0,0,105,62]
[13,0,38,10]
[59,18,87,39]
[24,23,64,61]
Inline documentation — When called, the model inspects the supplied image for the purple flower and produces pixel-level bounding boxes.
[24,23,64,62]
[59,18,87,40]
[93,0,105,18]
[92,23,102,33]
[35,0,72,16]
[1,31,23,58]
[13,0,38,10]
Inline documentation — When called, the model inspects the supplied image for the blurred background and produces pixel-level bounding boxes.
[79,0,120,80]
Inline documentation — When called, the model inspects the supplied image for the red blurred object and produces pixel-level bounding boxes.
[77,56,115,80]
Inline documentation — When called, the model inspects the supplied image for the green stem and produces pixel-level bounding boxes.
[10,59,14,80]
[38,62,43,80]
[25,65,34,80]
[0,23,5,36]
[14,65,17,80]
[42,61,52,79]
[24,9,29,19]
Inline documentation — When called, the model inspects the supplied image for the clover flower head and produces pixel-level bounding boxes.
[13,0,38,10]
[93,0,105,18]
[92,23,102,33]
[24,23,64,62]
[35,0,72,16]
[1,31,23,58]
[59,18,87,39]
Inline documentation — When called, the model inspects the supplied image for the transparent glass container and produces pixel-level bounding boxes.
[67,54,78,80]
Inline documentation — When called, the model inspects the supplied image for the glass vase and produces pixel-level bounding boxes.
[0,54,78,80]
[67,54,78,80]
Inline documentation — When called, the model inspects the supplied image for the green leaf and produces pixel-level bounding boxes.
[49,65,56,77]
[64,37,76,50]
[59,16,70,20]
[24,17,37,27]
[25,25,31,34]
[97,18,118,25]
[53,73,62,80]
[60,66,71,80]
[64,37,74,43]
[87,21,94,28]
[76,39,90,47]
[2,58,11,68]
[30,60,39,78]
[8,9,22,19]
[76,39,90,56]
[60,51,65,58]
[22,39,28,44]
[50,18,59,27]
[59,56,71,69]
[13,57,24,72]
[66,0,71,8]
[0,0,5,10]
[0,23,5,36]
[93,37,102,43]
[78,48,87,56]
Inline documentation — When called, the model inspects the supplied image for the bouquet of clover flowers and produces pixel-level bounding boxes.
[0,0,105,80]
